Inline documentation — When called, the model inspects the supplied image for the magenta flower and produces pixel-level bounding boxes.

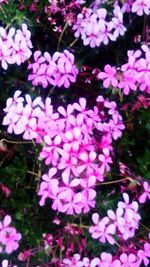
[98,64,118,88]
[138,181,150,203]
[118,72,137,95]
[137,242,150,266]
[0,215,21,254]
[28,50,78,89]
[89,214,115,245]
[98,148,113,174]
[5,229,21,254]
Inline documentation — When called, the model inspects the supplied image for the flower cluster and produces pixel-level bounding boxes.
[0,24,32,70]
[0,215,21,254]
[2,91,124,214]
[72,5,126,48]
[89,193,141,244]
[28,50,78,88]
[98,45,150,95]
[38,97,124,214]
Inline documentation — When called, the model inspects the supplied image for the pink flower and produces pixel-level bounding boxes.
[72,6,125,48]
[100,252,113,266]
[28,50,78,88]
[0,215,21,254]
[117,193,141,239]
[137,242,150,266]
[118,72,137,95]
[112,6,126,38]
[107,207,125,233]
[3,92,125,214]
[0,24,32,70]
[119,253,138,267]
[89,214,115,244]
[98,64,118,88]
[0,215,12,244]
[138,181,150,203]
[60,192,83,214]
[38,168,59,206]
[98,22,115,45]
[98,148,112,174]
[132,0,150,16]
[5,229,21,254]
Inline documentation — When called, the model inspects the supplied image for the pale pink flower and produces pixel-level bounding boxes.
[89,214,115,245]
[107,207,125,233]
[119,253,138,267]
[98,22,115,45]
[0,24,32,70]
[112,6,126,38]
[138,181,150,203]
[132,0,150,16]
[100,252,113,266]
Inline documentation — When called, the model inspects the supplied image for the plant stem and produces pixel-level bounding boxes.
[69,223,90,229]
[57,22,68,51]
[27,171,41,177]
[97,177,133,186]
[0,138,32,144]
[140,222,150,232]
[69,38,78,48]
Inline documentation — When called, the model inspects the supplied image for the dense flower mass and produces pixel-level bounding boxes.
[0,215,21,254]
[0,24,32,70]
[89,193,141,244]
[28,50,78,88]
[2,91,125,214]
[98,45,150,95]
[72,5,126,48]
